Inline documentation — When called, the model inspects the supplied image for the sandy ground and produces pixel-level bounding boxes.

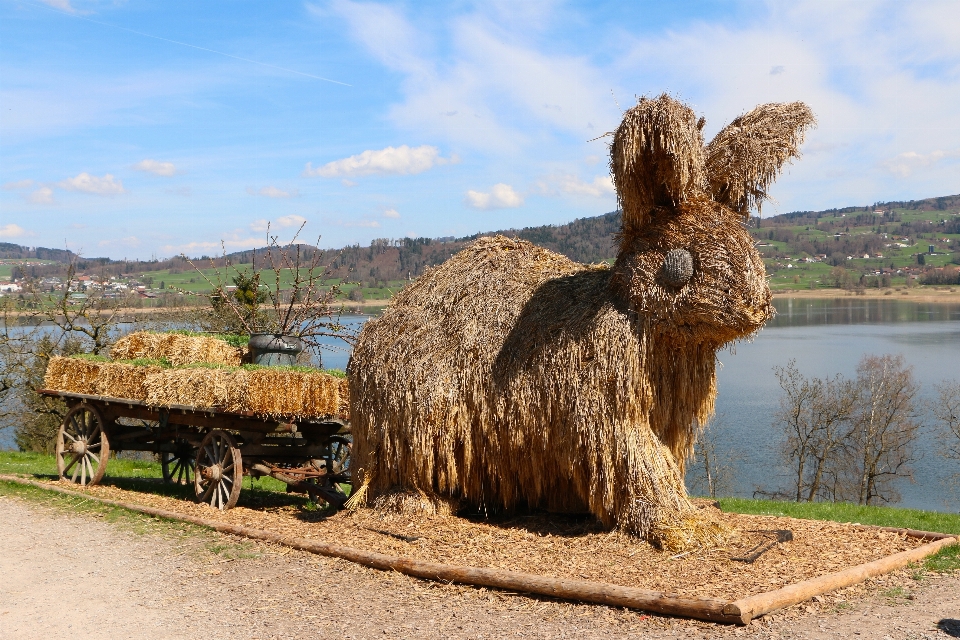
[2,495,959,640]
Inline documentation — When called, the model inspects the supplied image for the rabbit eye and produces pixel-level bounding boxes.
[661,249,693,288]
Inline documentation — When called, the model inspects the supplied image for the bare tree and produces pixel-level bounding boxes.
[933,379,960,461]
[842,355,922,506]
[773,360,856,502]
[184,223,355,359]
[1,261,137,451]
[687,414,742,498]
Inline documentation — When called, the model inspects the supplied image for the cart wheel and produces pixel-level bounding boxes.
[328,435,352,481]
[194,430,242,510]
[161,440,196,485]
[56,404,110,486]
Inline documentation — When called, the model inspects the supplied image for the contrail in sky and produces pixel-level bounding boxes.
[15,0,352,86]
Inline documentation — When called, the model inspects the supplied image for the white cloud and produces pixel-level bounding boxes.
[132,159,178,177]
[0,223,28,238]
[882,150,958,178]
[58,172,125,196]
[465,183,524,210]
[162,233,266,256]
[383,208,401,219]
[2,179,34,190]
[304,145,456,178]
[28,187,55,204]
[552,174,615,198]
[247,185,299,198]
[250,215,307,234]
[276,214,307,228]
[341,179,357,187]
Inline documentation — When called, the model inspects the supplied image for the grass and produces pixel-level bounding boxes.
[718,497,960,574]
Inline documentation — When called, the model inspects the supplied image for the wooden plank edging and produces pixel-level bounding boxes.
[1,475,955,625]
[724,535,957,620]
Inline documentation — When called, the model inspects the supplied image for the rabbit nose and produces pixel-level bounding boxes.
[661,249,693,287]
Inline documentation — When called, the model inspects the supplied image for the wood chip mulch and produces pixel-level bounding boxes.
[45,479,923,601]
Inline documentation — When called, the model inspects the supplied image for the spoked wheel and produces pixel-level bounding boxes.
[328,435,352,483]
[161,440,196,485]
[194,430,242,510]
[56,404,110,486]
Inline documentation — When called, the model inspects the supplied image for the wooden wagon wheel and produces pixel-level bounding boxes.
[328,435,352,481]
[194,430,242,510]
[161,439,196,485]
[56,404,110,486]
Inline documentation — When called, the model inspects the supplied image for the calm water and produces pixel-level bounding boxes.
[4,301,958,512]
[713,298,960,512]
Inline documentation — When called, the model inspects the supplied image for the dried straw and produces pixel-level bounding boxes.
[350,95,810,550]
[144,367,233,409]
[705,102,816,217]
[611,94,706,233]
[225,368,345,420]
[44,356,103,395]
[111,331,243,367]
[94,362,163,402]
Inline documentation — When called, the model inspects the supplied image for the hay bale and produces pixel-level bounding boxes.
[111,331,242,367]
[44,356,103,395]
[94,362,163,402]
[144,367,232,408]
[226,368,346,419]
[350,95,811,550]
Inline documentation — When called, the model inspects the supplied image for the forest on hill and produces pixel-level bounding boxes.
[3,194,957,291]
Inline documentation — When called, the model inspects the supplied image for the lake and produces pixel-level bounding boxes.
[712,298,960,511]
[4,299,958,512]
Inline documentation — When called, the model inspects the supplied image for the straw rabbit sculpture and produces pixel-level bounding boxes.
[349,94,814,549]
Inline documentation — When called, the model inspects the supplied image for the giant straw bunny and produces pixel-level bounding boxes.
[348,94,815,550]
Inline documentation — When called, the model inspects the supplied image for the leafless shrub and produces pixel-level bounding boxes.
[771,355,922,506]
[183,223,356,358]
[773,360,856,502]
[686,414,743,498]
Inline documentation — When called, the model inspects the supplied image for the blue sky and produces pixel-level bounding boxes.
[1,0,958,260]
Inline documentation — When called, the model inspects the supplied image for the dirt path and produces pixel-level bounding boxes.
[1,495,958,639]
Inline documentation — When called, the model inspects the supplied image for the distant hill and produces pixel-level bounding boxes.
[3,193,957,286]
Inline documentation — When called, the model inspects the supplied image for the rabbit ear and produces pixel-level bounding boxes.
[611,94,707,231]
[706,102,816,217]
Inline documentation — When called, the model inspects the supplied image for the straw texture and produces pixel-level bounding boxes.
[705,102,816,217]
[144,367,233,409]
[111,331,243,366]
[225,368,346,420]
[44,355,348,419]
[44,356,103,395]
[94,362,163,402]
[350,95,810,550]
[611,94,707,233]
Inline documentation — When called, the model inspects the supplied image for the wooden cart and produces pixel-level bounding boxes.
[38,389,352,511]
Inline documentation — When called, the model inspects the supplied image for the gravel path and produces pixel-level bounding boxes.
[1,495,958,639]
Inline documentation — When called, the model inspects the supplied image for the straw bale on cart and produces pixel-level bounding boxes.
[44,356,104,395]
[349,94,814,551]
[44,355,349,421]
[110,331,243,366]
[143,366,234,409]
[93,361,164,401]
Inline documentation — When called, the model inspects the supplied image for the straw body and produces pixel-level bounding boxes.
[350,95,811,549]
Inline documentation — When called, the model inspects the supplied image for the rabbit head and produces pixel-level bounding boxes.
[610,94,815,346]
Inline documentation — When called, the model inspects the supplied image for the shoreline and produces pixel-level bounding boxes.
[772,287,960,304]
